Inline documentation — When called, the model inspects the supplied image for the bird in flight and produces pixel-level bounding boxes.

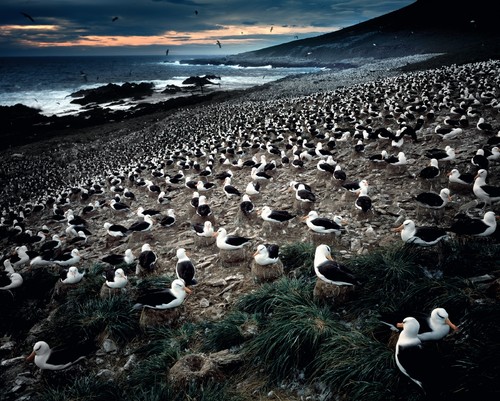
[216,40,221,48]
[112,16,119,22]
[20,12,34,22]
[270,26,273,32]
[166,49,169,56]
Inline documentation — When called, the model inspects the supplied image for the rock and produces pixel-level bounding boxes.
[70,82,155,105]
[0,356,25,367]
[200,298,210,308]
[102,338,118,353]
[122,354,137,371]
[96,369,115,380]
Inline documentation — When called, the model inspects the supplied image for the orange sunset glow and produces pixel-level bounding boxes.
[2,23,336,49]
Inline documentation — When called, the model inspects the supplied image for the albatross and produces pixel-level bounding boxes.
[132,279,191,310]
[313,244,360,286]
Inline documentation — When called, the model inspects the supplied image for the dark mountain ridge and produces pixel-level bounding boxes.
[189,0,500,69]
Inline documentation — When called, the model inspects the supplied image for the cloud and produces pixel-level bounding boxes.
[0,0,415,55]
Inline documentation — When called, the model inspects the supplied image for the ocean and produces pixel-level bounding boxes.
[0,55,324,117]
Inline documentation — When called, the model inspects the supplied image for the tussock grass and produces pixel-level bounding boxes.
[140,323,199,356]
[124,383,172,401]
[236,277,314,316]
[244,300,343,383]
[447,302,500,400]
[312,329,399,400]
[126,352,176,388]
[38,373,121,401]
[349,244,423,310]
[398,276,480,315]
[76,294,139,342]
[439,239,500,277]
[279,242,315,277]
[127,323,199,387]
[201,311,259,352]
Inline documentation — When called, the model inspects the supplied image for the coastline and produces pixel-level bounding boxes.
[0,53,438,150]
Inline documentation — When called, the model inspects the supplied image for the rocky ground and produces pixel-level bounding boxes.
[1,55,500,400]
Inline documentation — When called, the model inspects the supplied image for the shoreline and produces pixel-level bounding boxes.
[0,53,439,150]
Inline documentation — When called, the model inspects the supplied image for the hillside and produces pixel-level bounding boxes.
[195,0,500,69]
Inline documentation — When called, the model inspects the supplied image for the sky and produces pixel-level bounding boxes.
[0,0,415,57]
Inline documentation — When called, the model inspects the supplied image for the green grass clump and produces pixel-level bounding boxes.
[127,323,199,387]
[38,373,121,401]
[125,381,246,401]
[312,329,400,400]
[76,294,139,342]
[439,239,500,277]
[244,299,343,383]
[398,276,480,315]
[131,274,175,293]
[236,277,314,316]
[126,352,177,388]
[279,242,315,277]
[201,311,259,352]
[349,244,423,311]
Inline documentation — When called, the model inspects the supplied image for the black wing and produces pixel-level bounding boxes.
[136,289,175,307]
[139,251,157,270]
[176,261,196,285]
[265,244,279,259]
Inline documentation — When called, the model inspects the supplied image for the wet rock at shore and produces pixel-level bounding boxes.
[70,82,155,105]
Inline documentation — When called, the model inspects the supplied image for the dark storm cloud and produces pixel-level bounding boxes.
[0,0,415,55]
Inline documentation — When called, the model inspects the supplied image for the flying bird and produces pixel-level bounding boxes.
[20,12,35,23]
[112,16,119,22]
[216,40,222,48]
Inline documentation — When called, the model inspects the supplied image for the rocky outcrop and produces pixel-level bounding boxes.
[70,82,155,105]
